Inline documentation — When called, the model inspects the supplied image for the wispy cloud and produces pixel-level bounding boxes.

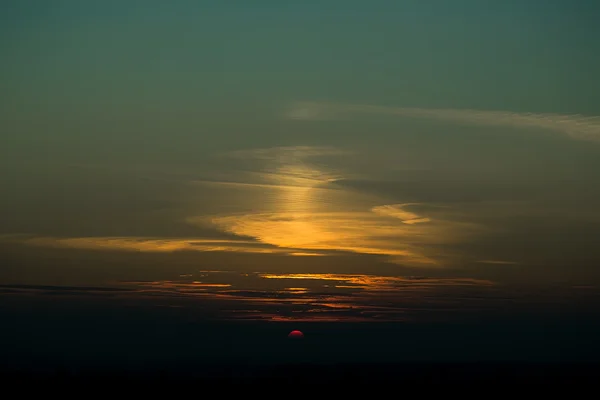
[121,271,498,322]
[2,144,542,268]
[477,260,519,265]
[0,284,134,293]
[2,235,320,256]
[371,203,431,225]
[225,145,352,161]
[2,217,477,266]
[258,273,494,290]
[286,101,600,144]
[184,146,485,267]
[4,272,597,323]
[201,209,473,266]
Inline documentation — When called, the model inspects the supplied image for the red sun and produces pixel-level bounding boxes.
[288,330,304,339]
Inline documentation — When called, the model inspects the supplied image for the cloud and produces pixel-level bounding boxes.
[4,271,597,323]
[371,203,431,224]
[193,197,483,267]
[225,145,351,161]
[285,104,327,121]
[2,222,476,266]
[285,101,600,144]
[0,284,133,293]
[258,273,494,290]
[193,146,350,190]
[9,143,572,269]
[1,235,322,256]
[0,283,137,297]
[201,210,466,266]
[183,146,486,267]
[477,260,518,265]
[118,271,498,322]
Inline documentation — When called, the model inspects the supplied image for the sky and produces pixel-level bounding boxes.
[1,1,600,368]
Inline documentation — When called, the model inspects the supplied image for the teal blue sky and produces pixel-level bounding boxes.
[1,1,600,323]
[3,0,599,112]
[2,1,599,159]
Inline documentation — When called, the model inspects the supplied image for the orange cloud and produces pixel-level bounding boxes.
[113,271,497,322]
[4,235,323,257]
[184,146,485,267]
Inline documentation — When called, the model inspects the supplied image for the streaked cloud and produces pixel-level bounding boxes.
[225,145,352,161]
[477,260,519,265]
[4,228,470,266]
[3,271,597,323]
[0,284,134,294]
[371,203,431,224]
[286,101,600,144]
[122,271,498,322]
[258,273,494,289]
[8,142,592,271]
[2,235,320,256]
[199,208,483,266]
[5,141,568,270]
[184,146,485,267]
[203,211,431,264]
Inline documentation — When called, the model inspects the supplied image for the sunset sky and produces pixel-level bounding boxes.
[1,1,600,367]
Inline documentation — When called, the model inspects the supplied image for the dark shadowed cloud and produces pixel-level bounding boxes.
[3,270,597,324]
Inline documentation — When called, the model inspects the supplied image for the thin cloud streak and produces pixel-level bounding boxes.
[258,273,494,289]
[477,260,519,265]
[372,204,432,225]
[3,272,597,323]
[1,235,325,256]
[286,101,600,143]
[121,271,499,322]
[224,146,352,161]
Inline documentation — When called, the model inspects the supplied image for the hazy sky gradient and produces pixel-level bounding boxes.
[2,0,600,334]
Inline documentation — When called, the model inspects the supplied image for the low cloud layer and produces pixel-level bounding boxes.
[2,271,597,323]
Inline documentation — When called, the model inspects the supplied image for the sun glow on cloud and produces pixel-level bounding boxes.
[113,271,497,322]
[372,204,432,224]
[3,271,596,323]
[259,273,494,289]
[205,210,442,265]
[6,235,314,255]
[4,145,486,267]
[185,146,482,267]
